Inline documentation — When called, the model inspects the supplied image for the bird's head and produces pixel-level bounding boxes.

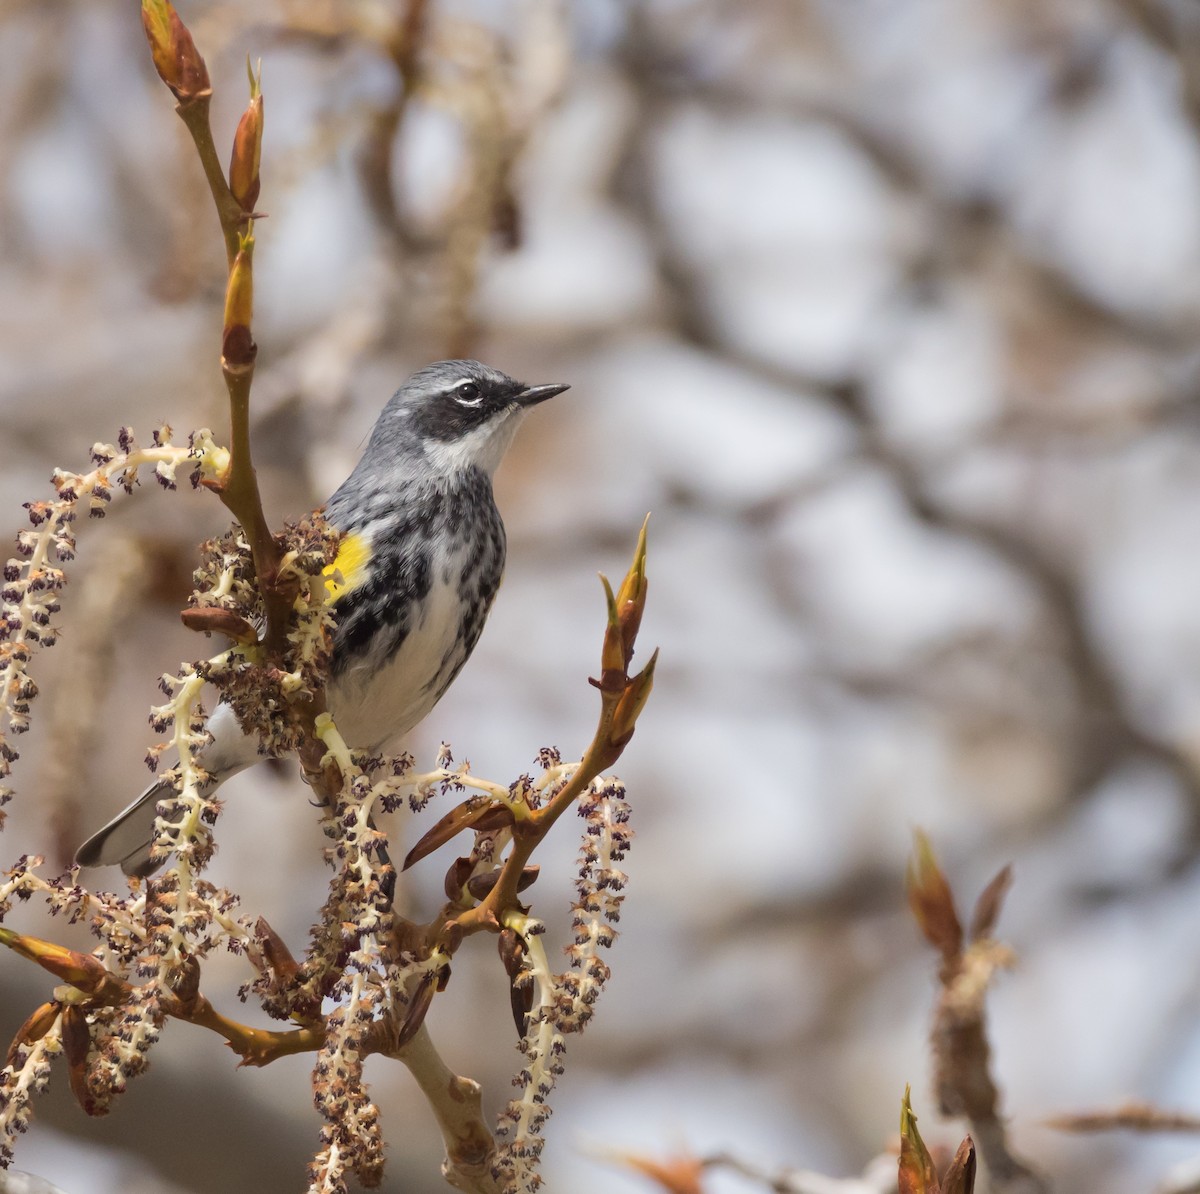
[370,359,569,476]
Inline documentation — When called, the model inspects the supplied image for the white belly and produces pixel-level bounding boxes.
[326,576,469,751]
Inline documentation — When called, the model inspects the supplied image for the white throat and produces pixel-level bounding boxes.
[424,407,525,477]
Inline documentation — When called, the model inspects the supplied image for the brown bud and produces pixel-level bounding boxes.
[180,606,258,644]
[906,830,963,962]
[968,864,1013,943]
[941,1136,977,1194]
[393,972,435,1050]
[613,514,649,664]
[497,927,526,979]
[498,929,533,1037]
[166,953,201,1008]
[402,797,515,871]
[140,0,210,102]
[255,917,300,983]
[596,516,653,695]
[443,856,475,902]
[5,1001,60,1067]
[610,648,658,747]
[229,59,263,212]
[899,1086,940,1194]
[467,864,540,901]
[0,927,127,1003]
[61,1005,101,1117]
[598,574,627,684]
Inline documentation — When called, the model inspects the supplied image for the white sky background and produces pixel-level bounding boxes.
[3,1,1200,1192]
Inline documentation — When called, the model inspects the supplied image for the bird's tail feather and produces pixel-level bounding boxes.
[76,701,259,877]
[75,776,191,878]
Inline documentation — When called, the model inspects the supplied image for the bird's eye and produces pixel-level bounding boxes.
[455,381,483,406]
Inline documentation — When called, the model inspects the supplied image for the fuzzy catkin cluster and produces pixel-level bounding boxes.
[0,865,261,1154]
[188,514,341,760]
[309,979,386,1192]
[493,774,633,1194]
[0,1028,59,1167]
[80,986,166,1114]
[559,776,631,1029]
[0,426,223,822]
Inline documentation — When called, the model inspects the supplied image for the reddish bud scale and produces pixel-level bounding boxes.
[968,864,1013,943]
[899,1088,941,1194]
[60,1005,103,1118]
[394,972,436,1049]
[941,1138,977,1194]
[5,1001,60,1067]
[140,0,210,102]
[498,930,533,1036]
[402,797,515,871]
[906,831,964,961]
[180,606,258,643]
[229,91,263,212]
[0,926,121,998]
[611,649,658,745]
[444,855,476,902]
[599,577,627,680]
[614,516,649,665]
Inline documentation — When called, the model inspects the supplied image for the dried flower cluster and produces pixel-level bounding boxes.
[182,515,342,761]
[492,775,633,1192]
[561,777,632,1030]
[0,428,226,821]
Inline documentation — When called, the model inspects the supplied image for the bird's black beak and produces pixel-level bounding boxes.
[517,381,570,407]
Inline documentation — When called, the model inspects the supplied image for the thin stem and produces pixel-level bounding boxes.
[173,93,246,265]
[449,693,622,939]
[218,362,289,654]
[181,995,323,1065]
[172,89,291,663]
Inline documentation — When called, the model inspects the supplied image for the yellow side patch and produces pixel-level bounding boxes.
[324,531,371,601]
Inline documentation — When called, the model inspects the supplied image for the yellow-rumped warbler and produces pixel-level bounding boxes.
[76,359,568,876]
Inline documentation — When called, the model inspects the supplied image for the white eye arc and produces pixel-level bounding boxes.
[454,380,483,407]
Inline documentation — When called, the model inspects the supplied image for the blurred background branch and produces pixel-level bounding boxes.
[3,0,1200,1191]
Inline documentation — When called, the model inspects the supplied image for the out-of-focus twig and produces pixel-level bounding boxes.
[612,16,1200,858]
[1045,1101,1200,1133]
[704,1149,899,1194]
[1110,0,1200,139]
[907,834,1046,1192]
